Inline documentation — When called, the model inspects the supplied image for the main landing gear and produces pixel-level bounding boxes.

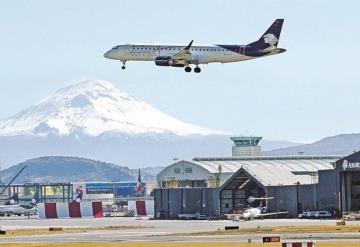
[184,66,201,73]
[121,60,126,70]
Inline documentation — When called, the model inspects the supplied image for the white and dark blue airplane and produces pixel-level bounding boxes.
[104,19,285,73]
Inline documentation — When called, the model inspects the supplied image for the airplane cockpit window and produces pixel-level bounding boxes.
[112,46,119,49]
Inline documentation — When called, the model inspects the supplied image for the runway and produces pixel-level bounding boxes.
[0,217,360,243]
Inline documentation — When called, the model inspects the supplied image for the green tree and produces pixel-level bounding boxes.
[214,165,222,187]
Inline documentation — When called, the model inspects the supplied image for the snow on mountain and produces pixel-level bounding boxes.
[0,80,224,137]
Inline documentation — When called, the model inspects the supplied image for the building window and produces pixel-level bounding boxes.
[174,168,180,174]
[185,167,193,173]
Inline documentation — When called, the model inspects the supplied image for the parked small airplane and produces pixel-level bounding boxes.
[242,207,288,221]
[104,19,285,73]
[0,204,37,217]
[226,196,288,221]
[0,192,38,216]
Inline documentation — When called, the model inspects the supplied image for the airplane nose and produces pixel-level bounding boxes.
[104,51,110,58]
[104,50,112,59]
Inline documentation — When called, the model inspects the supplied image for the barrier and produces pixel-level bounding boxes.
[49,227,63,231]
[225,226,239,230]
[37,202,103,219]
[282,241,316,247]
[128,200,154,216]
[124,210,135,217]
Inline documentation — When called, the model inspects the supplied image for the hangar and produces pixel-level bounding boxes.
[333,152,360,214]
[155,155,340,218]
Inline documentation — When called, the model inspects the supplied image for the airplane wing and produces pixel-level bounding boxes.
[171,40,196,65]
[249,196,274,200]
[258,211,288,217]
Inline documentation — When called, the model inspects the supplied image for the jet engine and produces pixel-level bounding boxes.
[155,56,173,66]
[155,56,184,67]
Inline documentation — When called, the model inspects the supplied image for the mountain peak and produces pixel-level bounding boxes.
[0,79,225,137]
[56,79,119,95]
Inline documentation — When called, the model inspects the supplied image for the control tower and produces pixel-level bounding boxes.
[230,136,262,157]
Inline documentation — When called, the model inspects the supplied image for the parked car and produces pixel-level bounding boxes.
[299,210,331,219]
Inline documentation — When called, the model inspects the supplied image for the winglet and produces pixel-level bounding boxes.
[184,40,193,50]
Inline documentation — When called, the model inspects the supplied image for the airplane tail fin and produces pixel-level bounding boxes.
[248,19,284,50]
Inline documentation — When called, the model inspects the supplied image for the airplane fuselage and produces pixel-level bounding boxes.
[105,43,261,64]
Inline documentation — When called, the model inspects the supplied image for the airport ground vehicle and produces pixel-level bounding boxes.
[298,210,332,219]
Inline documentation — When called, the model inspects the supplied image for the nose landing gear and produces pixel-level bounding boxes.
[121,60,126,70]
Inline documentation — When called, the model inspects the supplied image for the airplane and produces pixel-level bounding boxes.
[104,19,286,73]
[226,196,288,221]
[242,207,288,221]
[0,204,37,217]
[0,192,38,216]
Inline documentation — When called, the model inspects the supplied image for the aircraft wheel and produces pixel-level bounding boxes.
[185,66,192,72]
[194,67,201,73]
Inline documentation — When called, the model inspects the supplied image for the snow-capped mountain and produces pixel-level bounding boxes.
[0,80,231,168]
[0,80,223,137]
[0,79,310,169]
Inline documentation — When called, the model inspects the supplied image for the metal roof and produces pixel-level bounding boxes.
[189,156,341,186]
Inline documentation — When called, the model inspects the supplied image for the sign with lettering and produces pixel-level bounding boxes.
[342,160,360,170]
[263,236,280,243]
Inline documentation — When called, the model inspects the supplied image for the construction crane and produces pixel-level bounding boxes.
[0,165,27,196]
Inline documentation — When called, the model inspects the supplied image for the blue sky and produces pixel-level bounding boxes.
[1,0,359,142]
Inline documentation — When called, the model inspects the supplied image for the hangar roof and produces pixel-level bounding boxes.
[191,156,339,173]
[190,156,341,186]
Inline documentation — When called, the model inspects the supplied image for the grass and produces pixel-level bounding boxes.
[169,224,360,236]
[0,225,146,237]
[2,242,360,247]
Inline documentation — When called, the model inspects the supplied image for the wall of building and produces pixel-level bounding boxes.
[267,184,319,217]
[267,186,297,217]
[317,169,338,212]
[154,188,220,219]
[232,146,261,157]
